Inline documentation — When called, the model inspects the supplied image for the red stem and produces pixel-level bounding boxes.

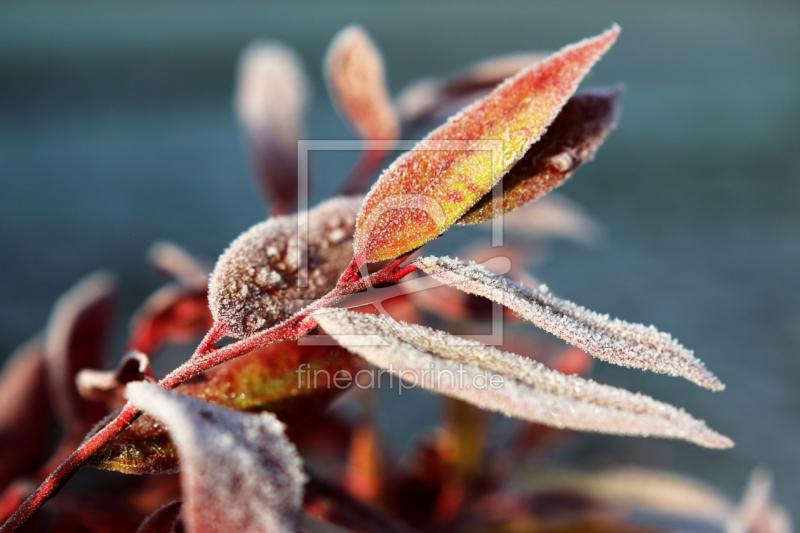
[1,254,417,532]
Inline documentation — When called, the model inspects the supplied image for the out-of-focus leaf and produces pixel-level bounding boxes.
[314,310,732,448]
[125,382,306,533]
[441,397,487,482]
[77,351,154,409]
[458,87,622,225]
[477,192,603,245]
[325,25,399,143]
[343,415,383,501]
[235,41,309,214]
[135,502,181,533]
[90,340,359,474]
[352,26,620,264]
[45,491,146,533]
[127,285,212,354]
[416,255,725,391]
[518,467,734,522]
[733,470,792,533]
[397,52,546,127]
[0,338,52,489]
[209,196,361,339]
[147,241,209,289]
[44,272,117,438]
[305,472,418,533]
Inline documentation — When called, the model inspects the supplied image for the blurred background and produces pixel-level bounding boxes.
[1,0,798,517]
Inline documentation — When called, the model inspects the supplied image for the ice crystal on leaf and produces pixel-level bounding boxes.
[416,255,725,391]
[125,382,306,533]
[209,196,361,338]
[352,25,619,264]
[314,309,731,448]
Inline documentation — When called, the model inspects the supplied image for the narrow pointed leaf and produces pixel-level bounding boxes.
[135,501,181,533]
[314,310,732,448]
[90,340,358,474]
[459,87,623,225]
[125,382,306,533]
[235,41,309,213]
[416,256,725,391]
[209,196,361,339]
[353,26,620,264]
[325,25,399,142]
[44,272,117,437]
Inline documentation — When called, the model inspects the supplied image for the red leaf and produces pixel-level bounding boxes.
[352,26,620,264]
[0,338,52,489]
[458,87,623,225]
[44,272,117,438]
[127,285,212,355]
[135,502,181,533]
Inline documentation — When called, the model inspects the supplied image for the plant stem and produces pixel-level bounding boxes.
[0,254,418,532]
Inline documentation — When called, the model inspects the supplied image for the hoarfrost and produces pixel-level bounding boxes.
[416,255,725,391]
[125,382,306,533]
[314,309,731,448]
[208,196,362,338]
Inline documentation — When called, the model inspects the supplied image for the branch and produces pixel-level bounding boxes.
[0,255,418,532]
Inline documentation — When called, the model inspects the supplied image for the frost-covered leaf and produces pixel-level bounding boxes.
[125,382,306,533]
[127,284,212,354]
[209,196,361,339]
[235,41,309,213]
[135,501,181,533]
[416,255,725,391]
[397,52,546,127]
[325,25,399,143]
[459,87,622,225]
[352,26,619,264]
[314,310,732,448]
[44,272,117,437]
[0,337,52,489]
[90,340,358,474]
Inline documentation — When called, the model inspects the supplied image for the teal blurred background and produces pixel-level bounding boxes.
[1,0,798,516]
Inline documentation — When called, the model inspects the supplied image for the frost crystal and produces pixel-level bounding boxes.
[125,382,306,533]
[416,255,725,391]
[314,309,732,448]
[208,196,361,338]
